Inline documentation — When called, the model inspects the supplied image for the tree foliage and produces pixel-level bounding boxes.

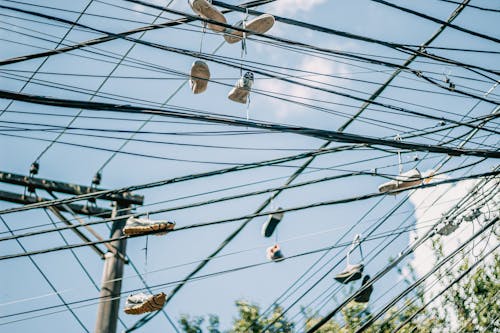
[178,240,499,332]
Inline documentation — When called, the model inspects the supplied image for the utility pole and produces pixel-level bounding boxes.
[0,170,144,332]
[95,202,130,333]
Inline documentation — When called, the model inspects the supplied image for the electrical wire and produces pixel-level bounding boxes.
[2,2,499,106]
[370,0,500,44]
[0,221,483,324]
[0,171,496,261]
[306,213,498,333]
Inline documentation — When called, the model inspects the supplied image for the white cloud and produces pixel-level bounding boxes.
[256,55,350,121]
[407,174,499,328]
[269,0,327,16]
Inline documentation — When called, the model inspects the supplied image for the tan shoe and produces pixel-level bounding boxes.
[189,0,227,33]
[190,60,210,94]
[224,14,275,44]
[378,168,422,194]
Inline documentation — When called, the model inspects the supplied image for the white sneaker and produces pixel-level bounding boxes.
[378,168,422,194]
[190,60,210,94]
[224,14,275,44]
[188,0,227,33]
[123,217,175,236]
[228,72,254,104]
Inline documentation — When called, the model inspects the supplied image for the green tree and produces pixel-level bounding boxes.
[178,244,499,332]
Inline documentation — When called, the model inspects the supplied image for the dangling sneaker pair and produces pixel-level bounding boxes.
[188,0,275,40]
[123,217,175,236]
[266,244,284,262]
[334,265,373,303]
[190,61,254,104]
[124,292,166,315]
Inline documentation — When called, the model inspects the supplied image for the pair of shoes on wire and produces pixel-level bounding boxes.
[188,0,275,40]
[123,217,175,236]
[378,168,423,194]
[267,244,285,262]
[354,275,373,303]
[124,292,166,315]
[188,0,273,101]
[335,234,364,284]
[334,266,373,303]
[190,62,254,104]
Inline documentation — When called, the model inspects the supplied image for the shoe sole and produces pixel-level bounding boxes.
[191,61,210,94]
[378,179,422,194]
[224,14,275,44]
[124,293,166,315]
[261,216,281,237]
[123,224,174,236]
[228,86,251,104]
[191,0,227,32]
[334,271,363,284]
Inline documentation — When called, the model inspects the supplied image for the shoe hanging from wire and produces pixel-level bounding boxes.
[335,234,365,284]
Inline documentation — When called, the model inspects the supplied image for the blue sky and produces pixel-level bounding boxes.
[0,0,498,332]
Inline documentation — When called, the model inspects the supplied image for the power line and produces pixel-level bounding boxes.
[0,216,90,332]
[0,171,496,261]
[127,0,500,76]
[370,0,500,44]
[2,1,499,105]
[434,0,500,12]
[0,222,483,323]
[1,90,499,159]
[354,222,499,332]
[306,213,498,333]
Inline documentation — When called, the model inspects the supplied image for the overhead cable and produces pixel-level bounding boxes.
[1,90,499,159]
[370,0,500,44]
[0,171,497,261]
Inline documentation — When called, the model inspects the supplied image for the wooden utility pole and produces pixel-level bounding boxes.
[95,202,130,333]
[0,170,144,332]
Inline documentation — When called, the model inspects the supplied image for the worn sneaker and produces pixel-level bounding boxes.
[437,222,459,236]
[354,275,373,303]
[224,14,275,44]
[124,292,166,315]
[261,209,284,238]
[266,244,285,262]
[188,0,227,32]
[228,71,254,104]
[334,263,364,284]
[190,60,210,94]
[378,168,422,194]
[123,217,175,236]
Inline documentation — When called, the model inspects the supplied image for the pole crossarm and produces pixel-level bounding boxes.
[0,171,144,205]
[0,189,112,217]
